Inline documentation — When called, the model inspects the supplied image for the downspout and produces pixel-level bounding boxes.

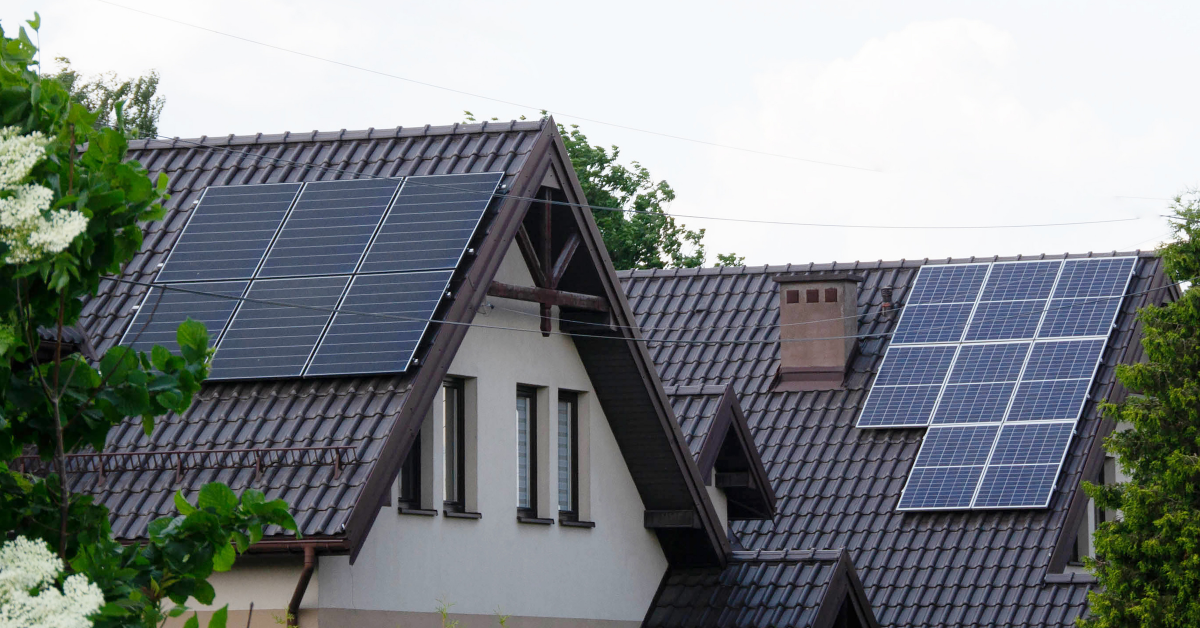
[287,545,316,627]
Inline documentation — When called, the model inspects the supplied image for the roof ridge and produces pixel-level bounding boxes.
[729,548,844,563]
[128,119,547,150]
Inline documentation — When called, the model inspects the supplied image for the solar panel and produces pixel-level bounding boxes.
[1022,339,1106,381]
[963,300,1045,341]
[156,183,301,282]
[897,466,982,510]
[979,261,1060,301]
[209,276,349,379]
[891,303,973,344]
[358,172,503,274]
[258,178,401,278]
[988,422,1074,465]
[1054,257,1136,299]
[973,464,1061,508]
[931,383,1014,425]
[906,264,988,305]
[1007,380,1090,421]
[946,342,1029,384]
[305,271,453,377]
[872,345,957,386]
[122,282,247,354]
[1039,297,1121,338]
[858,385,941,428]
[912,425,999,467]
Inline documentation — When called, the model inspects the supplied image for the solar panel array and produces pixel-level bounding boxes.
[121,172,504,380]
[855,257,1136,510]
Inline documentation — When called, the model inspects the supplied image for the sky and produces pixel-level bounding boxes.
[5,1,1198,266]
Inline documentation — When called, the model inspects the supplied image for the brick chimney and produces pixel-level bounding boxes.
[772,272,864,391]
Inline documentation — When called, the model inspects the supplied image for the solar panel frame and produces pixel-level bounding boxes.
[857,385,943,428]
[155,183,302,283]
[972,463,1062,509]
[896,465,983,511]
[1038,296,1123,338]
[891,303,975,344]
[120,281,248,354]
[905,263,989,305]
[1053,257,1137,299]
[1006,379,1091,421]
[979,260,1061,301]
[963,300,1046,341]
[931,383,1015,425]
[871,345,959,387]
[945,342,1030,384]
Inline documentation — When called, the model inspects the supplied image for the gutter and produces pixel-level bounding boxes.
[287,544,316,628]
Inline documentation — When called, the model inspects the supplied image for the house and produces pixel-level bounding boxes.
[621,255,1175,627]
[58,116,1169,628]
[62,118,806,628]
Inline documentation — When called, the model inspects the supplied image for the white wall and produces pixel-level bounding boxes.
[317,244,668,623]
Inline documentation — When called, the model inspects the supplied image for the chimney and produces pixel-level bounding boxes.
[772,272,864,391]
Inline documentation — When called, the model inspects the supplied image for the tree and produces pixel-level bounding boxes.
[464,112,741,270]
[49,57,164,140]
[1,16,295,627]
[1081,191,1200,628]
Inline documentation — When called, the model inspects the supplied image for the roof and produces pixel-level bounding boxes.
[645,549,878,628]
[622,252,1174,628]
[70,119,729,566]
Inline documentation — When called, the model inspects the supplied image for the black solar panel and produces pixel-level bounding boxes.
[209,276,349,379]
[947,342,1029,384]
[906,264,988,305]
[931,383,1014,424]
[358,172,502,274]
[963,300,1045,341]
[123,282,247,354]
[857,385,941,428]
[258,178,401,278]
[305,271,453,377]
[156,183,301,282]
[892,303,973,344]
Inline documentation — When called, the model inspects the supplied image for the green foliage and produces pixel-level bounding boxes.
[49,57,164,139]
[714,252,745,267]
[1080,191,1200,628]
[0,17,297,627]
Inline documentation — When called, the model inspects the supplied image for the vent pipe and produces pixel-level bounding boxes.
[771,272,864,391]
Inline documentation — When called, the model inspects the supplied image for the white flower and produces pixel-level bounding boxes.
[0,536,104,628]
[0,127,89,264]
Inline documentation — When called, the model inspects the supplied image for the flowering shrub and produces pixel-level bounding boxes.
[0,537,103,628]
[0,127,89,264]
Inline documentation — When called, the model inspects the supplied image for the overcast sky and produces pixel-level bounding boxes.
[6,1,1197,265]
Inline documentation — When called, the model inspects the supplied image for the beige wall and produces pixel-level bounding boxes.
[315,244,669,623]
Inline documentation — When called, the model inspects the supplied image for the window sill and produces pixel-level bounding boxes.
[559,519,596,529]
[516,515,555,525]
[444,510,482,520]
[398,507,437,516]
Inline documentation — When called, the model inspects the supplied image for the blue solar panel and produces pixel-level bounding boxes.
[123,282,248,354]
[963,300,1045,341]
[947,342,1029,384]
[1007,379,1090,421]
[1038,298,1121,338]
[1022,339,1105,381]
[897,466,982,510]
[1053,257,1136,299]
[857,385,941,428]
[258,178,401,278]
[973,464,1060,508]
[989,422,1074,465]
[358,172,502,273]
[931,383,1014,424]
[873,345,957,386]
[156,183,301,282]
[305,271,453,377]
[209,276,349,379]
[892,303,973,344]
[906,264,988,304]
[913,425,999,467]
[980,261,1061,301]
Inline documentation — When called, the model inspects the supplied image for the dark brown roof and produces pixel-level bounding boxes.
[623,252,1174,627]
[78,121,545,541]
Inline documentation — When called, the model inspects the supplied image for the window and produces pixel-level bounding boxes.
[398,431,421,509]
[558,392,579,516]
[517,386,537,515]
[443,379,466,511]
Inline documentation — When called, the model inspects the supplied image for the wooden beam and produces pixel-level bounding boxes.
[644,510,701,529]
[548,232,580,289]
[514,225,547,287]
[487,281,609,312]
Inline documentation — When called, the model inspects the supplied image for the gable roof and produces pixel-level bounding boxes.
[67,119,727,565]
[622,252,1175,627]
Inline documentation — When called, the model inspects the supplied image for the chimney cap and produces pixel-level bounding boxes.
[772,272,865,284]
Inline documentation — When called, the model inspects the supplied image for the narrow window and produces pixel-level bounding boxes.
[558,392,579,516]
[398,431,421,509]
[443,379,466,511]
[517,386,537,515]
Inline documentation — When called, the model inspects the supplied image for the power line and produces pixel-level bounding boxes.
[145,134,1143,231]
[94,0,876,173]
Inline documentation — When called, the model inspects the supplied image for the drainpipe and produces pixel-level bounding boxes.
[287,545,316,628]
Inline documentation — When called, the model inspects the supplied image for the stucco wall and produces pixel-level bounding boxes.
[166,555,317,626]
[316,244,668,623]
